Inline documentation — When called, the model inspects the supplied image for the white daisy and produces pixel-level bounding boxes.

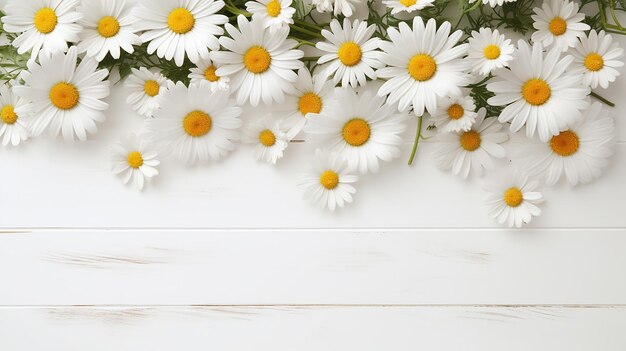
[133,0,228,66]
[242,116,289,165]
[468,0,517,8]
[531,0,590,52]
[377,17,470,116]
[571,30,624,89]
[316,18,382,88]
[110,134,160,191]
[76,0,141,62]
[522,102,615,186]
[13,47,110,142]
[1,0,82,58]
[211,15,304,106]
[487,40,590,142]
[146,81,242,164]
[0,84,31,146]
[383,0,435,15]
[304,87,407,174]
[485,172,544,228]
[467,27,515,76]
[188,57,230,92]
[429,93,478,133]
[431,108,507,178]
[298,149,358,211]
[125,67,169,118]
[311,0,357,17]
[245,0,295,32]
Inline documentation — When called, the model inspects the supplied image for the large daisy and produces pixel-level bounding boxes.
[0,84,32,146]
[125,67,170,118]
[571,30,624,89]
[531,0,589,52]
[210,15,304,106]
[467,27,515,76]
[188,57,230,91]
[13,47,110,142]
[310,0,357,17]
[242,116,289,165]
[110,133,160,191]
[428,93,478,133]
[377,17,470,116]
[245,0,295,32]
[383,0,435,15]
[487,40,590,142]
[485,172,544,228]
[133,0,228,66]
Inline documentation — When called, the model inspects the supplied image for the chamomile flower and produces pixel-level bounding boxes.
[316,19,382,88]
[485,172,544,228]
[298,149,358,211]
[125,68,169,118]
[13,47,110,142]
[531,0,590,52]
[571,30,624,89]
[383,0,435,15]
[188,58,230,91]
[1,0,82,58]
[0,84,31,146]
[110,134,160,191]
[377,17,470,116]
[133,0,228,66]
[487,41,590,142]
[242,116,289,164]
[429,94,478,133]
[146,81,242,164]
[304,87,407,174]
[245,0,295,32]
[211,15,304,106]
[468,0,516,8]
[311,0,357,17]
[467,27,515,76]
[431,108,507,179]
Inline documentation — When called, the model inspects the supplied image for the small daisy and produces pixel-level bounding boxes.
[431,108,507,179]
[311,0,357,17]
[377,17,470,116]
[468,0,516,8]
[467,27,515,76]
[304,87,407,174]
[134,0,228,66]
[146,81,242,164]
[383,0,435,15]
[487,40,590,142]
[429,93,478,133]
[211,15,304,106]
[531,0,590,52]
[125,68,169,118]
[485,172,544,228]
[245,0,295,32]
[571,30,624,89]
[242,116,289,165]
[0,84,31,146]
[1,0,82,58]
[316,19,382,88]
[188,58,230,91]
[110,134,160,191]
[76,0,141,62]
[298,149,358,211]
[13,47,110,142]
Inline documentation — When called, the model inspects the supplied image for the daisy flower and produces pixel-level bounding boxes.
[111,134,160,191]
[13,47,110,142]
[0,84,31,146]
[304,87,407,174]
[522,102,615,186]
[125,68,169,118]
[316,19,382,88]
[383,0,435,15]
[531,0,590,52]
[429,93,478,133]
[211,15,304,106]
[377,17,470,116]
[485,172,544,228]
[311,0,357,17]
[431,108,508,178]
[188,58,230,91]
[298,149,358,211]
[571,30,624,89]
[468,0,516,8]
[467,27,515,76]
[1,0,82,58]
[146,81,242,164]
[487,41,590,142]
[242,116,289,165]
[76,0,141,62]
[245,0,295,32]
[133,0,228,66]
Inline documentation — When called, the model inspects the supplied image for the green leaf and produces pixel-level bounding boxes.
[293,0,314,19]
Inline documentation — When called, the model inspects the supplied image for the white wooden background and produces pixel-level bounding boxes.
[1,1,626,349]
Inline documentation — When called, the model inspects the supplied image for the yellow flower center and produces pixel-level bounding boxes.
[49,82,80,110]
[342,118,371,147]
[127,151,144,168]
[503,187,524,207]
[34,7,57,34]
[584,53,604,72]
[244,46,272,74]
[298,92,323,116]
[459,130,481,151]
[522,78,551,106]
[447,104,465,120]
[143,80,160,97]
[320,170,339,190]
[167,8,195,34]
[204,65,220,82]
[400,0,417,6]
[183,110,212,137]
[338,42,362,67]
[548,17,567,36]
[550,130,579,156]
[408,54,437,81]
[259,129,276,147]
[1,105,18,125]
[97,16,120,38]
[483,44,501,60]
[266,0,282,17]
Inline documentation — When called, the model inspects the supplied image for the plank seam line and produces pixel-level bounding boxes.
[2,304,626,308]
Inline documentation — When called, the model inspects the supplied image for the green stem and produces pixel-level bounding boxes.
[408,116,423,166]
[296,39,317,48]
[289,24,324,38]
[590,91,616,107]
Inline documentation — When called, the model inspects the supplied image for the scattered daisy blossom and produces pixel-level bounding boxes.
[245,0,295,32]
[429,93,478,133]
[311,0,357,17]
[242,116,289,165]
[0,84,31,146]
[467,27,515,76]
[485,172,544,228]
[110,134,160,191]
[571,30,624,89]
[531,0,590,52]
[468,0,517,8]
[125,68,169,118]
[188,58,230,92]
[383,0,435,15]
